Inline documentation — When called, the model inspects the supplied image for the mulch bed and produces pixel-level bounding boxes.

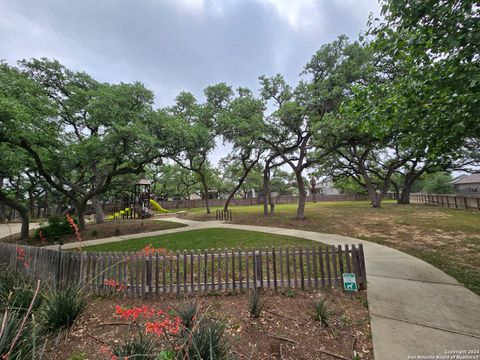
[48,289,373,359]
[1,218,186,245]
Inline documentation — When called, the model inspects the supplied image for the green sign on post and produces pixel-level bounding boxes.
[343,273,358,292]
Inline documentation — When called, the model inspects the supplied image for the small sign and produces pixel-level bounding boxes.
[343,273,358,292]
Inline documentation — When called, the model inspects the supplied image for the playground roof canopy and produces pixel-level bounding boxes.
[136,179,152,185]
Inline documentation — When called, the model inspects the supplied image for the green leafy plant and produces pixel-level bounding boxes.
[68,351,87,360]
[248,290,265,318]
[111,332,158,360]
[314,298,332,327]
[284,289,295,298]
[90,229,99,237]
[40,286,87,332]
[156,350,174,360]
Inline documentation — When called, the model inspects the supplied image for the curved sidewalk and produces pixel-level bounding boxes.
[49,217,480,359]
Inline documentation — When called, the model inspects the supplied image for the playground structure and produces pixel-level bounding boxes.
[107,179,169,220]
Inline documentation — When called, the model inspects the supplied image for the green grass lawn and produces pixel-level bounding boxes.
[82,228,319,252]
[186,200,480,295]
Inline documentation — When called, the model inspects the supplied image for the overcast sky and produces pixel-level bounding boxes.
[1,0,380,163]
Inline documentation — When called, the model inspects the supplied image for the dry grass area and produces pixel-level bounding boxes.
[50,290,372,360]
[187,201,480,295]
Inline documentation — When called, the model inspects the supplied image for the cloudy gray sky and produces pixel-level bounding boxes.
[1,0,380,163]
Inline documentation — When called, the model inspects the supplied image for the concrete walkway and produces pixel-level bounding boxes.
[27,218,480,358]
[0,222,40,239]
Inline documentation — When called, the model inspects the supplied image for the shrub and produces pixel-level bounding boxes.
[40,286,87,332]
[179,319,230,360]
[176,301,198,331]
[90,229,99,237]
[114,228,121,236]
[34,215,79,242]
[314,298,332,326]
[248,290,265,318]
[0,267,43,313]
[0,308,41,359]
[111,332,158,360]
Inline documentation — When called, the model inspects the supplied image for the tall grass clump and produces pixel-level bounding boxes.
[179,319,230,360]
[41,285,87,332]
[176,301,198,331]
[0,309,41,359]
[111,332,158,360]
[0,266,43,313]
[248,290,265,318]
[314,298,332,327]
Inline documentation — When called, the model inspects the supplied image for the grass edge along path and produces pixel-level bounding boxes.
[187,201,480,296]
[81,227,322,252]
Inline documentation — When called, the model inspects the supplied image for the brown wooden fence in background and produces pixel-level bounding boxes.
[99,194,374,213]
[0,242,367,297]
[410,194,480,211]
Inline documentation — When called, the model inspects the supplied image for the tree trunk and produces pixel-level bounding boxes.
[0,204,6,223]
[371,194,382,208]
[19,209,29,240]
[224,173,250,211]
[398,170,425,205]
[0,190,30,239]
[295,172,307,219]
[92,196,105,223]
[28,190,36,219]
[398,186,411,204]
[76,201,87,230]
[263,164,271,216]
[200,175,211,214]
[269,192,275,214]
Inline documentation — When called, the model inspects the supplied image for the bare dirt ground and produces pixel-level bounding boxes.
[49,290,372,360]
[0,219,186,245]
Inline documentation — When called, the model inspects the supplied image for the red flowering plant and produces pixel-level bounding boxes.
[103,279,127,293]
[98,305,182,359]
[140,243,169,256]
[66,213,82,245]
[114,305,181,336]
[38,230,47,244]
[16,246,31,269]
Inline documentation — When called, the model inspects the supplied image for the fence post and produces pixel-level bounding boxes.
[255,251,262,289]
[464,197,468,209]
[56,246,62,289]
[358,244,367,290]
[146,257,152,296]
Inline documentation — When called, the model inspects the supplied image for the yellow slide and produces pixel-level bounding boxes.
[149,199,169,213]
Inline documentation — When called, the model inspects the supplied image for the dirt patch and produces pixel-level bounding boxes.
[48,290,372,360]
[1,218,186,245]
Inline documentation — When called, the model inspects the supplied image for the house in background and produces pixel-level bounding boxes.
[451,174,480,193]
[308,177,341,196]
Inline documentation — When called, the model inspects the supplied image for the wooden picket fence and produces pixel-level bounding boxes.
[410,193,480,211]
[215,209,232,221]
[0,242,367,297]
